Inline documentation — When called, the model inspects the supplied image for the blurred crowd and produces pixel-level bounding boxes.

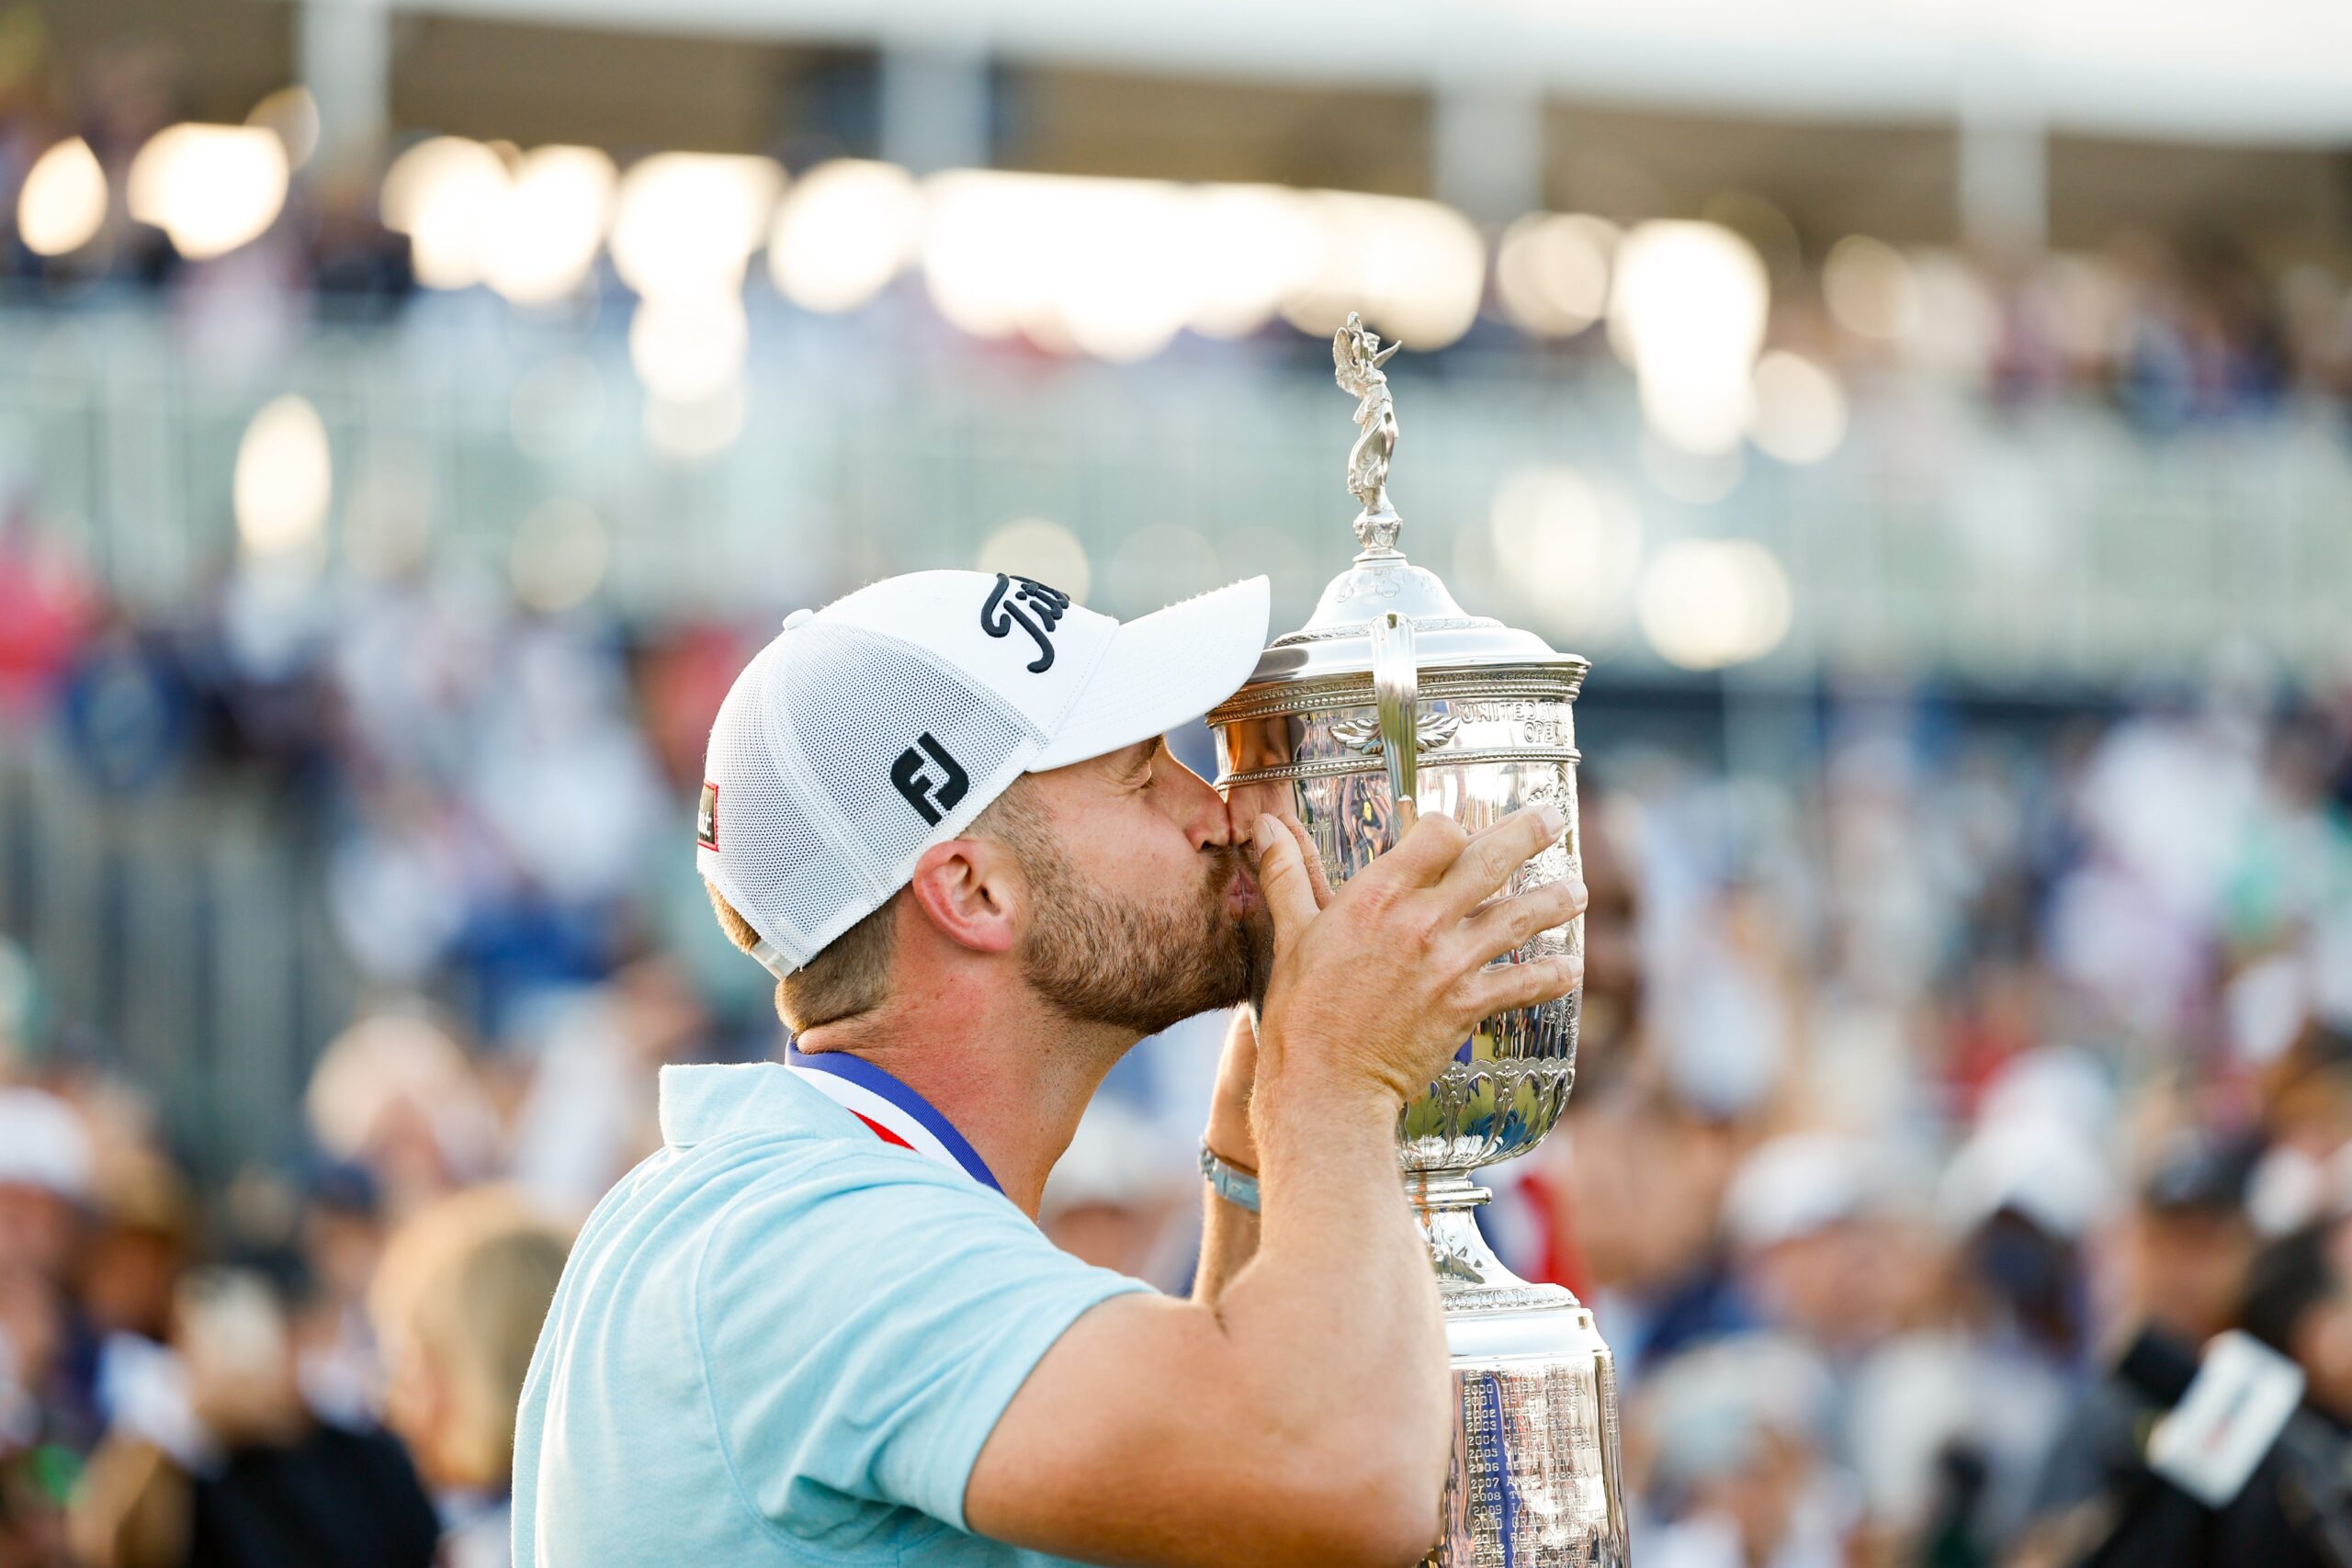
[6,474,2352,1568]
[6,13,2352,1568]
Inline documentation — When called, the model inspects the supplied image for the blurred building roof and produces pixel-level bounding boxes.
[387,0,2352,145]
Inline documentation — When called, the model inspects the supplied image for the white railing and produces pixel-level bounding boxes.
[3,297,2343,684]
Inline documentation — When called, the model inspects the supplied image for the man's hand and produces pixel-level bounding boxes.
[1251,804,1584,1111]
[969,802,1586,1568]
[1203,1009,1260,1175]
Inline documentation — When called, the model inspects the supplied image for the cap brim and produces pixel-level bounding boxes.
[1029,576,1270,770]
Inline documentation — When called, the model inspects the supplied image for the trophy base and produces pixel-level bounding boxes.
[1413,1175,1630,1568]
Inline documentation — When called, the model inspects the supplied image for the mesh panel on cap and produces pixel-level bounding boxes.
[771,623,1037,896]
[697,644,856,970]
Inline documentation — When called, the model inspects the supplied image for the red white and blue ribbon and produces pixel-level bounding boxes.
[786,1045,1003,1194]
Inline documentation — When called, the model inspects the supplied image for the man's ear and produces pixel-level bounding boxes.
[902,836,1022,958]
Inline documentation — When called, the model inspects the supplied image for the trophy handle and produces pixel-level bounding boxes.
[1368,610,1419,829]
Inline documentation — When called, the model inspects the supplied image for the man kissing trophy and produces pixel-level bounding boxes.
[1211,313,1629,1566]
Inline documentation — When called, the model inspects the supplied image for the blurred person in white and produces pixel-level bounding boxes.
[0,1089,92,1296]
[1718,1132,2039,1557]
[1633,1335,1854,1568]
[369,1189,568,1568]
[505,957,710,1223]
[465,623,666,911]
[513,570,1589,1567]
[1722,1133,1896,1359]
[1035,1099,1190,1289]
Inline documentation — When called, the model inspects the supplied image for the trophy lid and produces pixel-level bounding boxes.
[1243,312,1583,688]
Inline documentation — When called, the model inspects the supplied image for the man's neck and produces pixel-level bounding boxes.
[794,975,1135,1217]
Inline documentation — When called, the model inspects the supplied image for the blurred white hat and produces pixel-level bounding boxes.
[1041,1099,1185,1216]
[1939,1113,2113,1239]
[0,1089,94,1202]
[1722,1132,1876,1253]
[1641,1334,1835,1493]
[1976,1046,2114,1141]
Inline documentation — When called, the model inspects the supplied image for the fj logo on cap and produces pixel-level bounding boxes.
[979,574,1070,673]
[889,733,969,826]
[695,782,720,851]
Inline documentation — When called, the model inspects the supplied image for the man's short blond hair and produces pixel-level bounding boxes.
[707,783,1049,1032]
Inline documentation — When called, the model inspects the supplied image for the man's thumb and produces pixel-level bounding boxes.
[1252,814,1318,944]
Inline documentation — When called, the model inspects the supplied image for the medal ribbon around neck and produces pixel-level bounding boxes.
[786,1045,1003,1193]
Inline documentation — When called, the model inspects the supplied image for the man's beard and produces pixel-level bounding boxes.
[1018,837,1269,1035]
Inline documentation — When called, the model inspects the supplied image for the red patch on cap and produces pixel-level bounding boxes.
[695,782,720,852]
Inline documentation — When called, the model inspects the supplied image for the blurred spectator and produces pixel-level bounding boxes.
[70,1260,439,1568]
[0,63,2347,1552]
[1038,1100,1191,1289]
[368,1189,567,1568]
[303,1009,500,1222]
[2018,1134,2263,1566]
[1723,1133,1891,1357]
[1634,1336,1854,1568]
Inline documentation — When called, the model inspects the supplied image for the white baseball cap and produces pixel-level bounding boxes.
[0,1089,94,1202]
[699,569,1270,979]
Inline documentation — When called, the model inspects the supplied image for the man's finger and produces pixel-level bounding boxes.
[1454,877,1588,970]
[1374,809,1473,887]
[1278,809,1338,910]
[1433,804,1566,915]
[1252,814,1320,948]
[1462,953,1585,1020]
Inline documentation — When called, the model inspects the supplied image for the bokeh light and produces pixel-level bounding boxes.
[126,123,289,261]
[1487,465,1644,637]
[1611,221,1770,455]
[1747,351,1849,465]
[976,518,1092,602]
[245,85,321,171]
[486,145,616,307]
[1638,538,1793,669]
[17,139,107,257]
[1495,212,1618,337]
[922,171,1196,360]
[642,381,748,464]
[1823,234,1919,340]
[380,136,511,289]
[341,443,434,581]
[233,395,333,558]
[1182,185,1317,339]
[1280,191,1487,350]
[509,498,608,612]
[628,295,748,403]
[768,159,923,314]
[610,152,781,303]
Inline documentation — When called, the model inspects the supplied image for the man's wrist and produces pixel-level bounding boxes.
[1203,1117,1257,1175]
[1198,1141,1262,1213]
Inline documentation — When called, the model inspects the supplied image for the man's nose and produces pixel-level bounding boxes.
[1163,755,1236,852]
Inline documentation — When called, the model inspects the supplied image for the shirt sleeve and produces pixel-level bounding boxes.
[693,1147,1152,1535]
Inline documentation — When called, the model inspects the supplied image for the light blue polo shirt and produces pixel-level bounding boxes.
[512,1061,1151,1566]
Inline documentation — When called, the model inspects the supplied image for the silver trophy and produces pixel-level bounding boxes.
[1211,313,1627,1566]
